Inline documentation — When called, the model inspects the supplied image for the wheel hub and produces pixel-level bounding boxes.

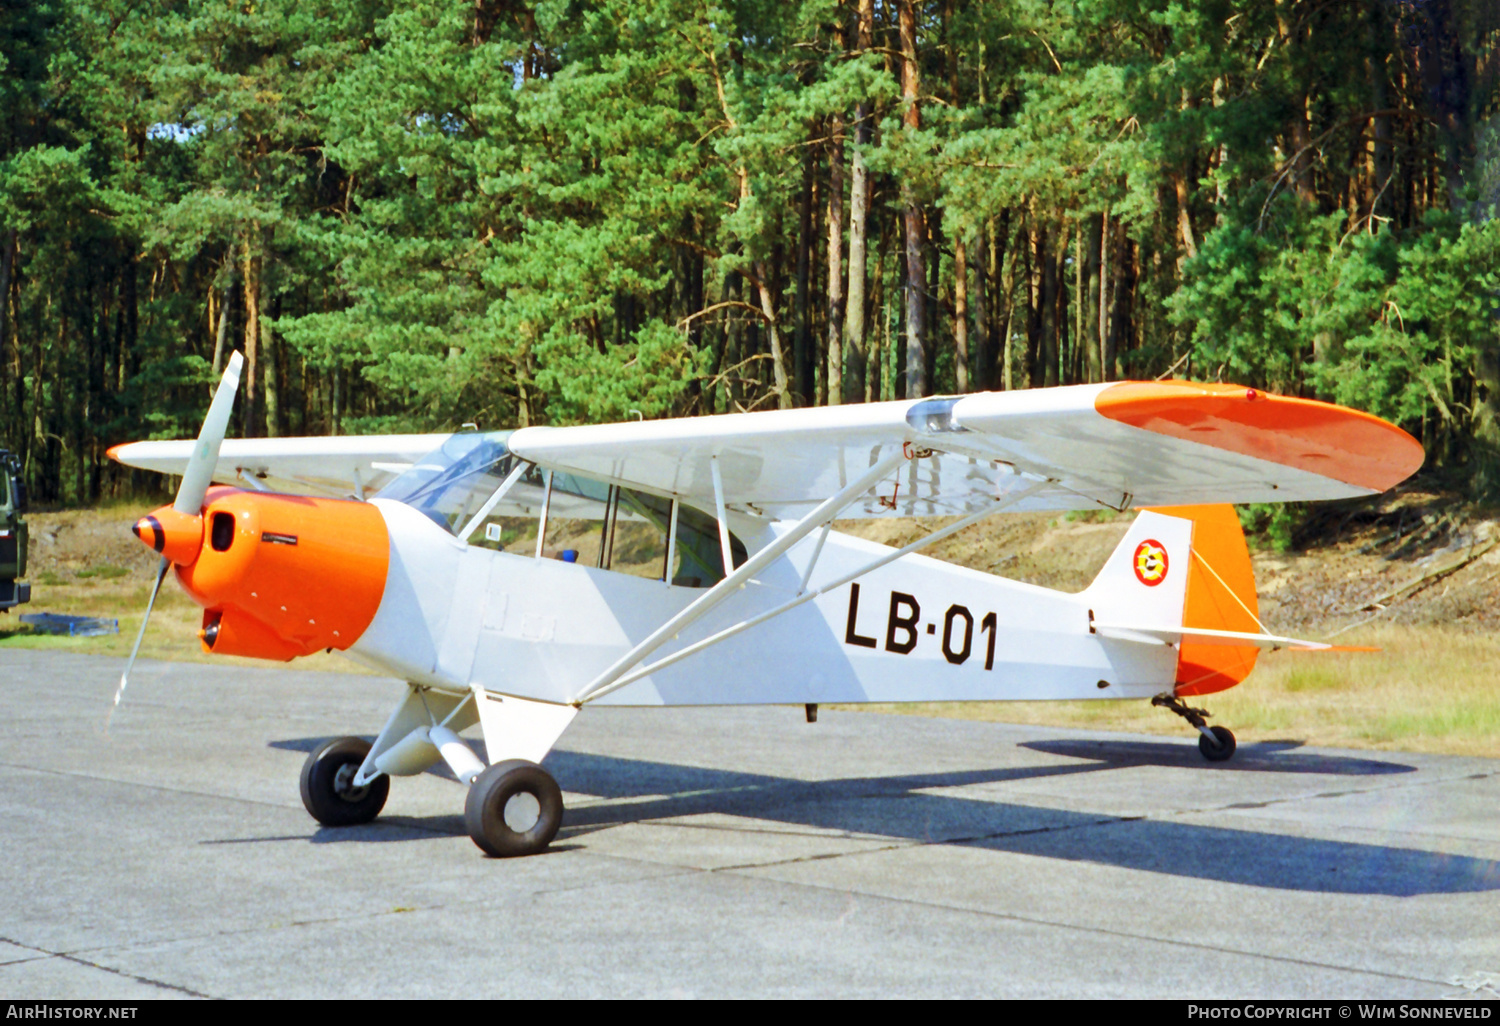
[503,791,542,833]
[333,762,370,803]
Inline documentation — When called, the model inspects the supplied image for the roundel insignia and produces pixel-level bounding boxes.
[1133,540,1169,587]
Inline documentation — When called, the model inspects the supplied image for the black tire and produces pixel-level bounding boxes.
[464,759,564,858]
[1198,725,1237,762]
[300,736,389,826]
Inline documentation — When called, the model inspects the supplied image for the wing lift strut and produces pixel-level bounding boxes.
[573,455,1054,705]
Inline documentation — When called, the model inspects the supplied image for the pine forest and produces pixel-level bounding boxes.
[2,0,1499,505]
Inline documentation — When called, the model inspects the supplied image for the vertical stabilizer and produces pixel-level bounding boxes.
[1082,510,1194,634]
[1085,505,1262,696]
[1151,504,1261,696]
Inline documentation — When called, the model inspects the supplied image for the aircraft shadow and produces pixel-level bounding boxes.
[1018,738,1416,776]
[542,749,1489,898]
[263,735,1497,897]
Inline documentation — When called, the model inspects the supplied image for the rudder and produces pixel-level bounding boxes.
[1147,504,1261,696]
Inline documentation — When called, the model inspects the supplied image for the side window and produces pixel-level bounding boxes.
[670,504,746,588]
[541,473,611,567]
[527,473,745,586]
[608,488,671,579]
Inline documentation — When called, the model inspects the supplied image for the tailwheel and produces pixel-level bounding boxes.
[300,736,389,826]
[464,759,564,858]
[1198,725,1237,762]
[1151,693,1237,764]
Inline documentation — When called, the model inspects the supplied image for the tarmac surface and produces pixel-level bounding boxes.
[1,648,1498,999]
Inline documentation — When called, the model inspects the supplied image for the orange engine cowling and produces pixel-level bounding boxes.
[168,487,390,661]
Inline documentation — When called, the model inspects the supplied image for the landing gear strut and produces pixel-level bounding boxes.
[1152,694,1237,763]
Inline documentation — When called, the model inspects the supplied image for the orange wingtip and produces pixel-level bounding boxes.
[1096,381,1424,492]
[105,443,126,462]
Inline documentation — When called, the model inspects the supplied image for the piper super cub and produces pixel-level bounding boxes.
[110,352,1424,857]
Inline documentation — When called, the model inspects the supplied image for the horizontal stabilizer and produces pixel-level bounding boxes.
[1091,621,1331,651]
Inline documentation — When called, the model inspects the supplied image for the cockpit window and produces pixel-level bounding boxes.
[377,433,747,587]
[375,431,522,534]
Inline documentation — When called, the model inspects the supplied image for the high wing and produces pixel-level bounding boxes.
[106,434,456,499]
[109,381,1422,517]
[507,381,1422,519]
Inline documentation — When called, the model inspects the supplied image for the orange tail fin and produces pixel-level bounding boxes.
[1145,504,1261,696]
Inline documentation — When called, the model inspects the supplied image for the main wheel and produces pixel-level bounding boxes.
[1198,725,1237,763]
[300,736,389,826]
[464,759,564,858]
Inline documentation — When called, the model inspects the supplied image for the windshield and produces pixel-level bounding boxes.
[374,431,519,534]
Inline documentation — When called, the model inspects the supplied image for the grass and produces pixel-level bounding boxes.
[846,624,1500,758]
[74,564,130,580]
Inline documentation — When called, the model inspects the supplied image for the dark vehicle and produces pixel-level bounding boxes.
[0,450,30,610]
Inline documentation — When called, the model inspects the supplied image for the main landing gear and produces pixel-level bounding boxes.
[297,738,564,858]
[298,740,564,857]
[465,760,565,857]
[1152,693,1237,762]
[298,685,578,858]
[300,737,391,825]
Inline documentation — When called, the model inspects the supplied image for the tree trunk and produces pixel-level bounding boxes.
[755,262,791,409]
[242,238,260,437]
[1275,0,1316,204]
[1001,232,1016,390]
[1041,230,1059,387]
[925,216,940,391]
[1026,219,1043,388]
[842,0,875,405]
[263,278,279,437]
[1173,171,1199,259]
[826,116,846,406]
[969,229,989,391]
[212,280,232,377]
[1084,213,1102,383]
[793,139,815,406]
[869,224,890,403]
[0,230,14,385]
[954,237,968,392]
[899,0,926,399]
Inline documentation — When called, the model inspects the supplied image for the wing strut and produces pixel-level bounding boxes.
[578,473,1052,704]
[457,459,530,542]
[573,450,909,704]
[710,456,735,576]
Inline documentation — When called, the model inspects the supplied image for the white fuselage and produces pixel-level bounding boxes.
[345,499,1180,705]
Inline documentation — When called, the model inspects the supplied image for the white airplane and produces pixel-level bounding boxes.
[109,352,1423,857]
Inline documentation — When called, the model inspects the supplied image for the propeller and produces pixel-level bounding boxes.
[107,352,244,729]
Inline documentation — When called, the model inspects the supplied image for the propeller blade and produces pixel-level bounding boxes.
[105,556,170,731]
[174,350,244,515]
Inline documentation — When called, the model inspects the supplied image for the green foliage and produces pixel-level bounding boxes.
[1237,503,1301,552]
[3,0,1499,507]
[75,564,129,580]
